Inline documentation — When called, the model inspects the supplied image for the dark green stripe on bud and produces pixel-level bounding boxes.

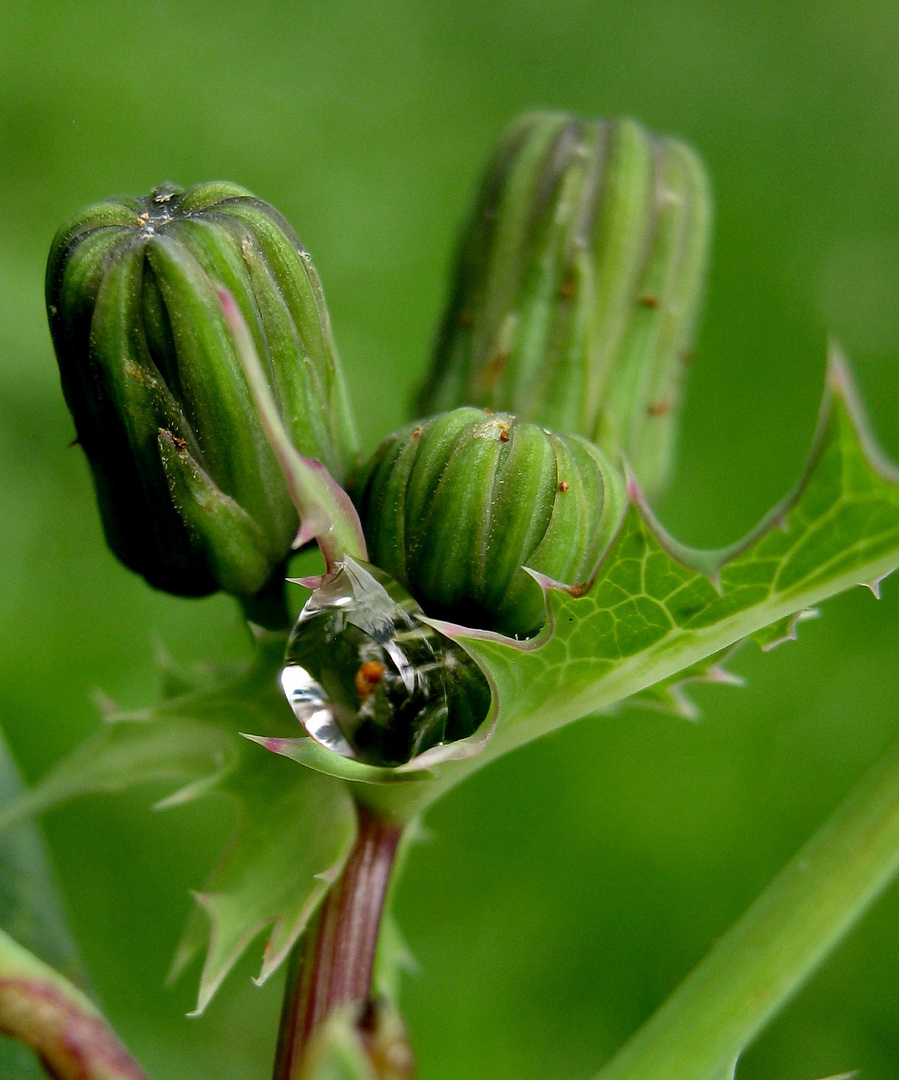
[46,182,358,603]
[355,408,625,638]
[418,112,711,498]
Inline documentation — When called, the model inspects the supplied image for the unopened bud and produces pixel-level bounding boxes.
[418,112,711,497]
[354,408,625,638]
[46,182,358,601]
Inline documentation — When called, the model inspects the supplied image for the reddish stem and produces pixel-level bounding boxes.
[273,805,404,1080]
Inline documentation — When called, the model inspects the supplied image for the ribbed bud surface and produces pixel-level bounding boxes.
[355,408,625,638]
[46,182,358,600]
[418,112,711,497]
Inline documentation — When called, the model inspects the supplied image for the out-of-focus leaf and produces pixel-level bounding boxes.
[0,633,358,1014]
[169,756,356,1015]
[0,717,239,827]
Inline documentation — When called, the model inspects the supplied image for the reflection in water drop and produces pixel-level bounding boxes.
[281,559,490,767]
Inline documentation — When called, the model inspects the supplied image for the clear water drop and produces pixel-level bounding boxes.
[281,558,489,768]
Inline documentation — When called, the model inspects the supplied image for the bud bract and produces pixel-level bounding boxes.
[354,408,625,638]
[46,182,358,600]
[418,112,711,498]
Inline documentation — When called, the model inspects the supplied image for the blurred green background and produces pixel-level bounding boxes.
[3,2,899,1077]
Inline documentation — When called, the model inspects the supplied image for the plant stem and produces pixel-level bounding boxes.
[594,732,899,1080]
[273,804,404,1080]
[0,927,150,1080]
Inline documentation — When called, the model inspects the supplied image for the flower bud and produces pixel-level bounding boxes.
[354,408,625,638]
[418,112,711,498]
[46,182,358,600]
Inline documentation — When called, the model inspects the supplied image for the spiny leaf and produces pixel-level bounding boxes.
[298,350,899,805]
[0,717,239,830]
[444,351,899,767]
[151,637,237,700]
[170,756,356,1016]
[0,633,357,1013]
[0,633,294,836]
[750,608,819,652]
[624,645,744,720]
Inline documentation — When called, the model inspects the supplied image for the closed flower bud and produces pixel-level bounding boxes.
[354,408,625,638]
[46,182,358,601]
[418,112,711,498]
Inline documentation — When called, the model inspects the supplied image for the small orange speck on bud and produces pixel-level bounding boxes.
[355,661,387,701]
[558,480,569,492]
[558,273,576,300]
[647,401,671,418]
[411,426,422,440]
[498,422,510,442]
[638,294,659,308]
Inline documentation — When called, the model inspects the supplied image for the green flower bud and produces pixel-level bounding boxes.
[354,408,625,638]
[46,182,358,601]
[418,112,711,498]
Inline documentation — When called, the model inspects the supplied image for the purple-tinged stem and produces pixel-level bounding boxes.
[273,806,404,1080]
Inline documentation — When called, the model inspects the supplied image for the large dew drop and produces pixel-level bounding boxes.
[281,559,490,768]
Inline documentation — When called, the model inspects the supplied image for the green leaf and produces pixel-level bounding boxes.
[338,351,899,821]
[0,632,358,1014]
[0,731,83,974]
[170,756,356,1015]
[441,351,899,775]
[0,717,239,828]
[711,1062,738,1080]
[622,644,744,721]
[592,729,899,1080]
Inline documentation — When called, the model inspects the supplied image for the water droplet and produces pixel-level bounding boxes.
[281,559,489,767]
